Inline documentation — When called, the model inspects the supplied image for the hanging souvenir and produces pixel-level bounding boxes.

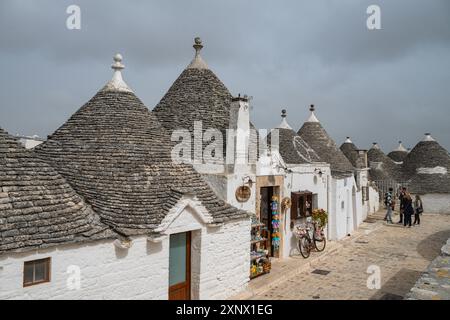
[270,196,280,250]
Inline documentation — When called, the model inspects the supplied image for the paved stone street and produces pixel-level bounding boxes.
[249,211,450,300]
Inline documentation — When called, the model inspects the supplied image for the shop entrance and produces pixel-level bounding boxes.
[168,232,191,300]
[260,186,279,257]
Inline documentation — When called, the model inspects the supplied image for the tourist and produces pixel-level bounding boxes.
[403,192,414,228]
[383,187,394,223]
[398,187,407,224]
[413,195,423,226]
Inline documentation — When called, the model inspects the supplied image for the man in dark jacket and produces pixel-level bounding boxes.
[398,187,407,224]
[403,192,414,227]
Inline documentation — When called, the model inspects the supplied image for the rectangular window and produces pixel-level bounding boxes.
[291,192,313,220]
[23,258,51,287]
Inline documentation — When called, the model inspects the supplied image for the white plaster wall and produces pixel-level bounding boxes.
[0,199,251,300]
[282,164,329,257]
[330,177,357,240]
[197,219,251,299]
[357,170,370,220]
[369,185,380,214]
[417,194,450,214]
[0,237,169,300]
[256,151,285,177]
[354,189,364,227]
[226,172,256,213]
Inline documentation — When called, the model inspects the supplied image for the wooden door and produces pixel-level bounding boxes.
[168,232,191,300]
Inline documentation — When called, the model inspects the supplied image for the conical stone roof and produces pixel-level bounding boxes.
[387,141,408,163]
[35,55,248,236]
[340,137,361,168]
[367,143,402,181]
[153,38,258,160]
[269,110,320,165]
[0,127,112,254]
[297,106,354,178]
[403,134,450,193]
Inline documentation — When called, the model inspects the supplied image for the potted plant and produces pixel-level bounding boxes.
[311,208,328,229]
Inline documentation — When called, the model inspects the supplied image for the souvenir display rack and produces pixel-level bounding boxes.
[271,196,280,256]
[250,216,271,279]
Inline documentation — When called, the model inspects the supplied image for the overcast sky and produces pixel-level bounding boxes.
[1,0,449,152]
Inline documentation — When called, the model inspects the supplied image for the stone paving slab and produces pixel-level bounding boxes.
[233,210,450,300]
[406,239,450,300]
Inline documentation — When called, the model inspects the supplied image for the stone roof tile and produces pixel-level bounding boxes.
[0,128,113,254]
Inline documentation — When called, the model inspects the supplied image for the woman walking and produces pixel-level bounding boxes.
[403,193,414,228]
[414,195,423,226]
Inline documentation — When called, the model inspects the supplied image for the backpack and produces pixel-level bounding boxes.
[384,192,392,206]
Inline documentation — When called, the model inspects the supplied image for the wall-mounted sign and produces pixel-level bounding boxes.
[235,186,251,202]
[281,197,292,211]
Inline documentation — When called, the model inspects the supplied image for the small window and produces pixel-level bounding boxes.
[291,192,313,220]
[23,258,51,287]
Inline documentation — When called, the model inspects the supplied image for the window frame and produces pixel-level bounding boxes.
[23,257,51,287]
[291,191,314,220]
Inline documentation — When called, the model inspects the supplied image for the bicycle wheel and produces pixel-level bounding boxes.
[314,236,326,252]
[298,237,311,258]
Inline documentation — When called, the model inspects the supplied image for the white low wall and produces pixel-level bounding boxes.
[419,194,450,214]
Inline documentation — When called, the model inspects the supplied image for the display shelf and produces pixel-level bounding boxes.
[250,253,267,261]
[250,238,268,244]
[250,270,270,279]
[251,223,265,228]
[250,218,271,279]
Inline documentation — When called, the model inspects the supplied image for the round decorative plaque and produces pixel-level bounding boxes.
[235,185,251,202]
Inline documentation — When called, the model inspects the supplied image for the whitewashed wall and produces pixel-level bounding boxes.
[196,218,251,299]
[0,237,168,300]
[329,176,358,240]
[282,164,329,257]
[354,189,364,227]
[226,171,256,213]
[368,185,380,214]
[417,194,450,214]
[356,169,370,220]
[0,198,251,300]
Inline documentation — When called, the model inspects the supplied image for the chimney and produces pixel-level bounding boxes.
[228,94,250,165]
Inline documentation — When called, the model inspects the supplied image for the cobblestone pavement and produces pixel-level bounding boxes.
[251,211,450,300]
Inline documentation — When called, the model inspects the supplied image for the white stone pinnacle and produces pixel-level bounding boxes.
[345,137,352,144]
[102,53,133,93]
[395,141,408,152]
[277,109,293,129]
[307,104,320,123]
[307,112,320,123]
[187,37,209,70]
[422,133,436,142]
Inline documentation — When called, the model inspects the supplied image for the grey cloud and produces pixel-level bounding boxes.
[0,0,449,152]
